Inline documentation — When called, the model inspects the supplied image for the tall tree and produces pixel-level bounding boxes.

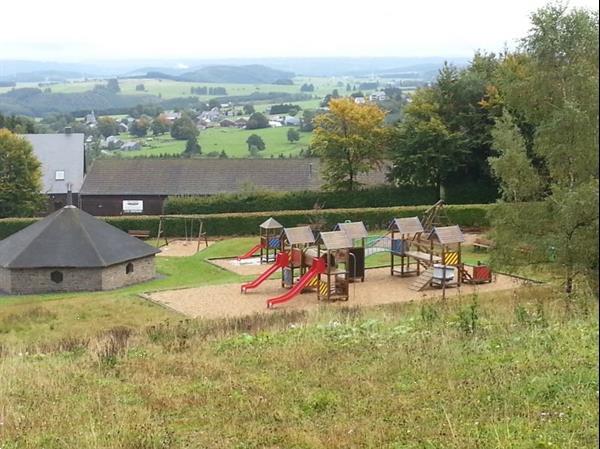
[97,116,119,138]
[246,134,266,154]
[312,98,389,191]
[0,129,45,217]
[170,116,199,140]
[489,4,599,293]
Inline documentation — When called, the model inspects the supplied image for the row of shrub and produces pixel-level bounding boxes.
[0,204,493,240]
[164,182,499,215]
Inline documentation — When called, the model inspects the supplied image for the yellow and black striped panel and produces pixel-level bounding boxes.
[318,281,329,296]
[443,251,459,265]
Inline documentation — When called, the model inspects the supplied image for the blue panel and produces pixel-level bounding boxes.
[269,238,280,249]
[392,239,405,255]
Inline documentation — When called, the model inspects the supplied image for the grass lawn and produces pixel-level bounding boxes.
[114,126,312,159]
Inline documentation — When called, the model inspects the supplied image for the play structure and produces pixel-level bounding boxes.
[334,221,368,282]
[155,215,208,253]
[237,217,283,263]
[420,200,451,233]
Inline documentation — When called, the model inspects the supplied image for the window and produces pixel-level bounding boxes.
[50,271,63,283]
[55,170,65,181]
[126,263,134,274]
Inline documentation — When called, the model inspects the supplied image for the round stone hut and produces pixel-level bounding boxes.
[0,206,159,294]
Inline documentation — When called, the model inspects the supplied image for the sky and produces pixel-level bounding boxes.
[1,0,598,62]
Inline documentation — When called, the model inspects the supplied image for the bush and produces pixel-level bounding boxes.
[0,205,492,240]
[165,183,498,215]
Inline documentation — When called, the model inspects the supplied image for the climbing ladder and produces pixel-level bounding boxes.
[408,267,434,291]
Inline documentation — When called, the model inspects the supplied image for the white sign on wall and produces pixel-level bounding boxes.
[122,200,144,214]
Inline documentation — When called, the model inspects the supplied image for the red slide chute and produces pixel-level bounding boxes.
[237,243,264,261]
[241,252,289,293]
[267,257,326,308]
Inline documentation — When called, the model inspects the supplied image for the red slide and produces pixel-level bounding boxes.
[267,258,326,308]
[237,243,263,260]
[241,252,289,293]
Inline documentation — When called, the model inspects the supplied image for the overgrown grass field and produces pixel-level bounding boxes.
[0,238,597,448]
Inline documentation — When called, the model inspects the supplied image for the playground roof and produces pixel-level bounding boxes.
[260,217,283,229]
[283,226,315,245]
[0,206,159,269]
[319,231,353,250]
[391,217,424,235]
[429,225,465,245]
[336,221,368,239]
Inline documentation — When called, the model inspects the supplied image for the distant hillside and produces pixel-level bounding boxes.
[0,87,159,116]
[0,70,97,83]
[178,65,294,84]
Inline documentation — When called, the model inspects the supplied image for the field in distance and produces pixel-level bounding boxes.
[114,126,312,159]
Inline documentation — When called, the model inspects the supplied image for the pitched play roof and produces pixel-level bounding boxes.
[335,221,368,239]
[391,217,424,235]
[260,217,283,229]
[319,231,352,250]
[0,206,159,269]
[283,226,315,245]
[429,225,465,245]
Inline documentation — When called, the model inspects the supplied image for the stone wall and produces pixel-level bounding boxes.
[5,256,155,295]
[8,267,103,295]
[0,267,11,293]
[101,256,156,290]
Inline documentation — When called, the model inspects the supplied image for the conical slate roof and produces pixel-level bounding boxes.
[0,206,159,269]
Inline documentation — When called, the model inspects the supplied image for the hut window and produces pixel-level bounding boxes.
[55,170,65,181]
[126,263,134,274]
[50,271,63,283]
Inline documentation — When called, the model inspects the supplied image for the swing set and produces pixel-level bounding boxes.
[155,215,208,253]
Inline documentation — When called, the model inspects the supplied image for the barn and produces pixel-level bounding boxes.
[0,206,159,295]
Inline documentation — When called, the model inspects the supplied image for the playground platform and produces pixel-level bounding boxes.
[145,268,526,320]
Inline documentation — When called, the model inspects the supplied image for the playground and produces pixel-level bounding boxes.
[142,204,532,318]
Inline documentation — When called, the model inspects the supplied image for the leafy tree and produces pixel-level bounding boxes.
[320,94,333,108]
[0,129,45,217]
[390,88,469,199]
[287,128,300,142]
[97,116,119,138]
[208,99,221,109]
[184,136,202,156]
[218,150,228,159]
[312,98,389,191]
[243,104,255,115]
[0,112,37,133]
[246,112,269,130]
[300,109,318,132]
[129,117,150,137]
[300,83,315,92]
[151,116,170,135]
[332,89,340,98]
[488,4,599,293]
[135,84,145,91]
[170,116,199,140]
[246,134,266,153]
[106,78,120,93]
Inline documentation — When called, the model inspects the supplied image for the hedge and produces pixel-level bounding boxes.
[164,182,499,215]
[0,204,493,240]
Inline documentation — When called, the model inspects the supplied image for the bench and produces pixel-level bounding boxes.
[473,238,494,251]
[128,229,151,239]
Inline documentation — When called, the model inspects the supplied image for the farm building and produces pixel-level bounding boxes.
[0,206,159,294]
[78,158,389,216]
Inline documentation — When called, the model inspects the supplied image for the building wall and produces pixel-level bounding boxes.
[4,256,155,294]
[101,256,155,290]
[8,267,103,295]
[0,267,11,294]
[80,195,166,216]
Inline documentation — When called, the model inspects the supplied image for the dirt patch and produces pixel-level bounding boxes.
[147,268,526,319]
[156,239,216,258]
[208,257,275,276]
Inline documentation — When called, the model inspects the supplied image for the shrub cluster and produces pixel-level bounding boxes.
[0,204,492,240]
[165,183,498,215]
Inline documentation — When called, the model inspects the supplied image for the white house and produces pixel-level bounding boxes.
[284,115,301,126]
[354,96,366,104]
[369,91,387,102]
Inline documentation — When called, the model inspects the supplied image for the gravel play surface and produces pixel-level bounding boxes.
[146,268,525,319]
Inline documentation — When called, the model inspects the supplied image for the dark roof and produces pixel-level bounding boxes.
[429,225,465,245]
[80,159,389,196]
[0,206,159,269]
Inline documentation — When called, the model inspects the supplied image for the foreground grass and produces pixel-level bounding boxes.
[0,286,597,448]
